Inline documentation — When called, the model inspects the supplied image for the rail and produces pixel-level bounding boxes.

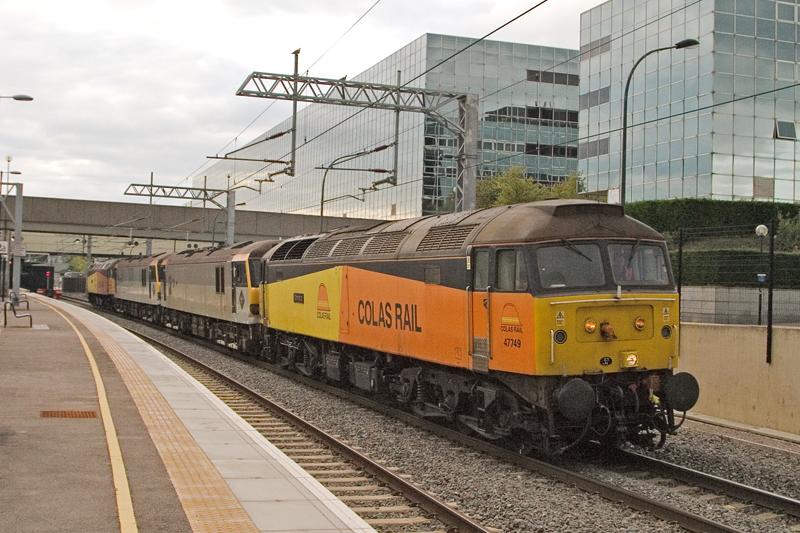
[130,329,490,533]
[67,296,751,533]
[613,448,800,519]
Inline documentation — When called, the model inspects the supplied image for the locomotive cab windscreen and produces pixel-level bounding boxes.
[533,239,673,293]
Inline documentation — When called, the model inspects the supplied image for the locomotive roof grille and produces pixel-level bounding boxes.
[332,236,371,257]
[305,239,339,259]
[362,232,408,255]
[270,240,295,260]
[272,238,318,261]
[416,224,477,251]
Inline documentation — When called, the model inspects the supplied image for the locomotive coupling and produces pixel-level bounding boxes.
[554,378,595,422]
[663,372,700,412]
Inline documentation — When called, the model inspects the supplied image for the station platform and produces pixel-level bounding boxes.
[0,293,374,533]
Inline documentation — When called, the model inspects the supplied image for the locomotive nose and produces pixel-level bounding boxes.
[554,378,595,422]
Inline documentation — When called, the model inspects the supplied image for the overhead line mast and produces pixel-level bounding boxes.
[235,69,479,211]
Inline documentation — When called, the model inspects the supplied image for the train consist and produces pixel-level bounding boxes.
[88,199,699,454]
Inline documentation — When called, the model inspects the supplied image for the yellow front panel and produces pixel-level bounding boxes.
[533,293,679,376]
[265,267,343,341]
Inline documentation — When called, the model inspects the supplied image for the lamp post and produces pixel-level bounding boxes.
[0,165,22,300]
[0,95,33,101]
[0,92,34,297]
[755,224,769,325]
[619,39,699,207]
[318,143,393,232]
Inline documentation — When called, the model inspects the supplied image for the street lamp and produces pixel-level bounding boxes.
[0,95,33,101]
[318,143,393,232]
[619,38,699,207]
[755,224,769,325]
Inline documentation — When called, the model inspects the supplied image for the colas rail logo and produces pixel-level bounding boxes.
[500,303,523,333]
[317,283,331,319]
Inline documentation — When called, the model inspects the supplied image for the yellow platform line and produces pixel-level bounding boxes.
[36,298,138,533]
[64,304,259,533]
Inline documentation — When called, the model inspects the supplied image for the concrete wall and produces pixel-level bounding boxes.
[680,323,800,435]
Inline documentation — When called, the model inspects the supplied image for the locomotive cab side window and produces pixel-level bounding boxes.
[496,249,528,291]
[214,266,225,294]
[248,259,261,286]
[232,261,247,287]
[473,249,490,290]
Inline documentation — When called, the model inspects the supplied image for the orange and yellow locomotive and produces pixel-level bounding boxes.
[260,200,699,453]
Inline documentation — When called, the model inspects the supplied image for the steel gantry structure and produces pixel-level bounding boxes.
[236,70,480,212]
[123,183,238,245]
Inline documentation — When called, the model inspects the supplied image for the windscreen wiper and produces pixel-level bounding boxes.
[626,239,641,267]
[561,239,593,262]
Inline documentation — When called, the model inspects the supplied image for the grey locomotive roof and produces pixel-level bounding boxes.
[115,253,164,269]
[88,259,119,272]
[163,239,278,266]
[272,200,664,262]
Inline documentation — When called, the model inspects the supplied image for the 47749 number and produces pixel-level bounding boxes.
[503,338,521,348]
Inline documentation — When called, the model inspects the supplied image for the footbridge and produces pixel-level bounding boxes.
[1,196,378,256]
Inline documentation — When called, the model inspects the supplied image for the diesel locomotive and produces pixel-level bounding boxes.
[88,199,699,454]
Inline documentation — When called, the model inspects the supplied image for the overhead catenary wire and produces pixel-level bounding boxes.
[284,79,800,213]
[240,0,699,198]
[479,0,701,104]
[303,0,384,75]
[461,79,800,174]
[177,0,386,187]
[229,0,553,190]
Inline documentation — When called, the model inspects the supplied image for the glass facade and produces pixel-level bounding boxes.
[579,0,800,203]
[200,34,579,219]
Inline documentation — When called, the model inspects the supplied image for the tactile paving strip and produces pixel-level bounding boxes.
[40,410,97,418]
[88,329,259,533]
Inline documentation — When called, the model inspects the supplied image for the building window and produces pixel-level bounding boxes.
[580,35,611,59]
[578,137,610,158]
[774,120,796,140]
[579,86,610,109]
[526,70,579,86]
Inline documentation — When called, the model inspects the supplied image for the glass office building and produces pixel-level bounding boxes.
[201,33,579,219]
[579,0,800,203]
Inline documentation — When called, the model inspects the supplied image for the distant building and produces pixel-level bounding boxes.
[201,33,579,219]
[579,0,800,203]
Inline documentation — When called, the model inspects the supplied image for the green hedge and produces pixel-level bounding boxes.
[671,250,800,289]
[626,199,800,233]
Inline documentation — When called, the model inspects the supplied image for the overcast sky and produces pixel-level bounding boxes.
[2,0,599,205]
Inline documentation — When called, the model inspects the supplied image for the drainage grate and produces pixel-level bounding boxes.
[40,410,97,419]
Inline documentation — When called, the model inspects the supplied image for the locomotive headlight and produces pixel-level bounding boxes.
[584,319,597,333]
[621,352,638,368]
[661,325,672,339]
[633,317,646,331]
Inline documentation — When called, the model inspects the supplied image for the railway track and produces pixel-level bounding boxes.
[129,328,489,533]
[606,448,800,526]
[64,296,798,532]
